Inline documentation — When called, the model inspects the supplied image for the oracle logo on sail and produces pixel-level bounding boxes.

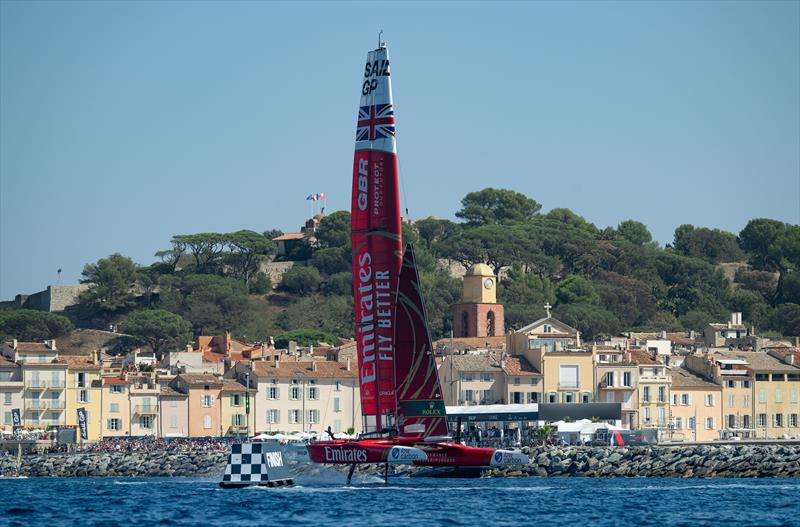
[324,447,368,463]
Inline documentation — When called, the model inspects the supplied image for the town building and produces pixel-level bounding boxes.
[451,264,504,338]
[101,377,130,437]
[159,386,189,437]
[631,349,672,439]
[703,312,751,349]
[502,356,543,404]
[669,367,722,442]
[171,374,223,437]
[128,374,161,436]
[0,356,23,433]
[439,354,505,406]
[219,380,256,436]
[227,359,360,435]
[8,341,68,429]
[595,347,639,430]
[61,353,103,441]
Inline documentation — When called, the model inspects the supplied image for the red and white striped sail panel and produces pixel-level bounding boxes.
[394,244,449,439]
[351,45,402,428]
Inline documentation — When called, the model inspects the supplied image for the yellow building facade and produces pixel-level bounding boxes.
[101,377,130,437]
[669,367,722,442]
[62,354,103,441]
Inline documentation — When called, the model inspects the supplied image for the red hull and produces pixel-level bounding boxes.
[307,438,501,467]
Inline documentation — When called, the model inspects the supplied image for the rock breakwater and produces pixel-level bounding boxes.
[487,444,800,478]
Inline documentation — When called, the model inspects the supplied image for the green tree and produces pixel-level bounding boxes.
[498,266,555,329]
[171,233,227,273]
[226,230,274,284]
[248,272,272,294]
[455,188,542,226]
[556,275,600,305]
[679,310,716,332]
[0,310,74,341]
[768,303,800,336]
[544,208,599,236]
[414,218,462,251]
[534,424,556,445]
[280,266,322,296]
[275,295,354,336]
[79,253,139,312]
[553,303,621,340]
[321,272,352,296]
[617,220,653,246]
[159,274,250,334]
[315,210,351,249]
[310,247,351,276]
[121,309,192,359]
[673,224,744,263]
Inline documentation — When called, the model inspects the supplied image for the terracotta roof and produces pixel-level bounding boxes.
[272,232,306,241]
[447,354,502,373]
[103,377,128,385]
[160,386,186,397]
[433,336,506,351]
[715,351,800,373]
[502,356,541,376]
[629,349,659,365]
[176,373,224,386]
[250,360,357,379]
[15,342,55,352]
[202,351,226,363]
[0,356,17,368]
[58,354,101,370]
[670,368,720,390]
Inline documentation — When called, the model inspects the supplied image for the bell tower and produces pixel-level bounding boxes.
[451,264,505,338]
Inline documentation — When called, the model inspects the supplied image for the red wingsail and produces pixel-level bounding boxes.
[351,45,402,431]
[394,244,449,439]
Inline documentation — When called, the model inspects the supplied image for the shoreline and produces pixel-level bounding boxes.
[2,444,798,479]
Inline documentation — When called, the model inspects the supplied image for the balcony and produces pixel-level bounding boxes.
[228,425,249,435]
[25,379,48,389]
[133,405,159,415]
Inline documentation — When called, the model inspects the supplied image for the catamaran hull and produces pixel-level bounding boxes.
[307,440,528,468]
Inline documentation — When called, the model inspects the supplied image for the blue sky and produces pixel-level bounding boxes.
[1,1,798,299]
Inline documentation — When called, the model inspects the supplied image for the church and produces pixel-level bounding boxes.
[451,264,504,338]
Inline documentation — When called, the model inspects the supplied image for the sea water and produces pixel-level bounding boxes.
[1,475,799,526]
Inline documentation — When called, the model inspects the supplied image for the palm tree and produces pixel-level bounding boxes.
[534,424,556,445]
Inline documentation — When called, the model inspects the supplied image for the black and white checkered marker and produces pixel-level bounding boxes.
[220,442,294,488]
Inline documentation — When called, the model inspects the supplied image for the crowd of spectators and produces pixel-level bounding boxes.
[75,436,241,454]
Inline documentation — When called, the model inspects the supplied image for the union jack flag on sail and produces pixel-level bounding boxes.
[356,104,396,141]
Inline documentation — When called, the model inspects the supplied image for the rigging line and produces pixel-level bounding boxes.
[395,133,411,224]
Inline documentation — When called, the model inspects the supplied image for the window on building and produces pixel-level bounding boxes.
[527,392,538,404]
[233,414,244,427]
[482,390,493,403]
[704,394,714,406]
[203,415,211,429]
[547,393,557,403]
[559,365,579,390]
[755,373,769,381]
[759,389,767,403]
[308,410,319,424]
[268,386,279,400]
[77,372,86,388]
[480,373,493,382]
[658,407,666,425]
[3,412,11,424]
[530,377,538,385]
[758,413,767,427]
[726,380,735,388]
[334,397,341,412]
[232,394,242,406]
[464,390,474,403]
[31,414,39,425]
[743,394,750,407]
[742,380,751,388]
[543,324,552,333]
[674,417,683,429]
[775,389,783,403]
[512,392,522,404]
[308,387,318,400]
[462,373,474,382]
[290,387,300,400]
[79,390,89,403]
[335,381,341,392]
[110,403,119,413]
[688,417,695,430]
[581,392,591,403]
[671,394,678,406]
[658,387,666,403]
[268,409,280,424]
[606,372,615,387]
[681,394,689,405]
[728,414,736,428]
[110,385,124,394]
[790,414,798,428]
[642,386,650,403]
[487,310,496,337]
[108,418,121,430]
[289,409,300,424]
[791,389,798,403]
[563,392,574,403]
[3,392,10,405]
[643,407,651,424]
[774,414,784,428]
[772,374,786,381]
[623,372,632,387]
[728,394,735,408]
[170,415,177,428]
[705,417,714,430]
[743,415,751,429]
[201,395,213,407]
[141,416,153,429]
[514,377,520,386]
[461,311,469,337]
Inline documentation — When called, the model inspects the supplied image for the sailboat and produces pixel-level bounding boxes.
[306,40,528,482]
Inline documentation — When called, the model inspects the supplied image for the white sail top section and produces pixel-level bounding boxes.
[355,46,396,154]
